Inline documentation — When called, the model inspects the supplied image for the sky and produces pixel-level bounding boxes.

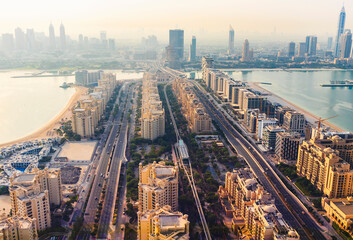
[0,0,350,44]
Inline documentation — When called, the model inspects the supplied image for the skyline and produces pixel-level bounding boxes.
[0,1,351,43]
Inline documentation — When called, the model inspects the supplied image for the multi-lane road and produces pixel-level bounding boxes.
[191,81,326,240]
[161,66,328,240]
[97,84,133,239]
[83,83,129,228]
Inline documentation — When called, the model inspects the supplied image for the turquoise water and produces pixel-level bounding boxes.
[190,70,353,132]
[0,70,143,145]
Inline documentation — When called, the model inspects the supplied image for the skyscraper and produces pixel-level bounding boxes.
[60,23,66,50]
[305,36,310,54]
[298,42,306,57]
[327,37,333,50]
[228,25,235,54]
[188,36,196,62]
[49,23,55,49]
[334,6,346,58]
[306,36,317,56]
[26,29,35,51]
[169,29,184,60]
[241,39,250,61]
[14,27,26,50]
[288,42,295,57]
[340,30,352,58]
[100,31,107,48]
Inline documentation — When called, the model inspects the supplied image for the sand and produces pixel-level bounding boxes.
[249,82,345,132]
[0,86,88,148]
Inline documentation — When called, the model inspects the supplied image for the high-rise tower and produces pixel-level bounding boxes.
[341,30,352,58]
[60,23,66,50]
[334,6,346,58]
[49,23,55,49]
[188,36,196,62]
[169,29,184,60]
[288,42,295,57]
[241,39,250,61]
[228,25,235,54]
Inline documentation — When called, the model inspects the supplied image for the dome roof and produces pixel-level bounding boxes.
[245,178,257,186]
[263,205,276,213]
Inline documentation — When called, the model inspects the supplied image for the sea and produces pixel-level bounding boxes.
[0,70,143,145]
[191,70,353,132]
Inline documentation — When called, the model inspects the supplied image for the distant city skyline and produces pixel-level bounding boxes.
[0,0,351,44]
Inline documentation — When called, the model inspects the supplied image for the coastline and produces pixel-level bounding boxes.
[0,86,87,148]
[218,68,352,72]
[249,82,345,132]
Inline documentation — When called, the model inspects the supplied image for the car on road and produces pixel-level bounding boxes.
[95,197,98,201]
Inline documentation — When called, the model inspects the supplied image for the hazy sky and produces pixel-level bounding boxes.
[0,0,349,43]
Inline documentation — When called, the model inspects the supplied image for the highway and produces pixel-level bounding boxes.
[191,81,326,240]
[84,83,129,226]
[69,83,124,227]
[163,81,212,240]
[97,84,133,239]
[162,67,327,240]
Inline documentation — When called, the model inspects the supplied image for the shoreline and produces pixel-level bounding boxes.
[249,82,345,132]
[0,86,87,148]
[219,68,353,72]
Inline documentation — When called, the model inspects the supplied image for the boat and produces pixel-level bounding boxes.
[60,82,70,88]
[320,80,353,87]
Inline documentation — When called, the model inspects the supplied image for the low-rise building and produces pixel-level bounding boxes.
[322,197,353,236]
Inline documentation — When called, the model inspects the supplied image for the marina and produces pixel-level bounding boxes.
[320,79,353,87]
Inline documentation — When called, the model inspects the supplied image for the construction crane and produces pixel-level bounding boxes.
[315,115,338,139]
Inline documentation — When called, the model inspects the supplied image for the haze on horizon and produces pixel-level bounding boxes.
[0,0,350,44]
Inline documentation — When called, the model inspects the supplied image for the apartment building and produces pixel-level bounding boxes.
[0,216,38,240]
[173,78,212,134]
[218,169,299,239]
[296,140,353,198]
[9,168,62,231]
[141,78,165,140]
[72,72,117,138]
[262,126,285,151]
[275,132,301,162]
[137,205,189,240]
[283,111,305,134]
[138,161,178,212]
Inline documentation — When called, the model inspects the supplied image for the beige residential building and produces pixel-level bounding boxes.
[141,79,165,140]
[173,78,212,134]
[218,169,299,239]
[0,216,38,240]
[322,197,353,237]
[317,135,353,165]
[138,161,178,212]
[283,111,305,134]
[9,168,62,231]
[296,140,353,198]
[137,205,189,240]
[72,72,117,138]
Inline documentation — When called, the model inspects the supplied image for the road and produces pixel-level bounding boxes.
[162,67,327,240]
[97,84,133,239]
[83,83,129,226]
[191,80,326,240]
[69,84,125,227]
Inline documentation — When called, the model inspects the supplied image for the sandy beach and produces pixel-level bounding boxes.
[0,86,87,148]
[249,82,345,132]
